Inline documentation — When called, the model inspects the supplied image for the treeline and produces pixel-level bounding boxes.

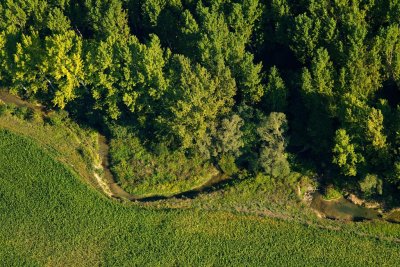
[0,0,399,198]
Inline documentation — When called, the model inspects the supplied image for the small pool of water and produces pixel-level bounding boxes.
[311,193,381,221]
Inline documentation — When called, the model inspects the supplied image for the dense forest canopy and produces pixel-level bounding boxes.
[0,0,399,199]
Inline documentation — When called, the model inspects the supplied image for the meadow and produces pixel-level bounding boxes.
[1,129,400,266]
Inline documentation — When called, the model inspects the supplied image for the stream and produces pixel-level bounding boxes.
[2,90,400,221]
[311,193,382,221]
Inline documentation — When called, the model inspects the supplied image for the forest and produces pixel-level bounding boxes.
[0,0,399,202]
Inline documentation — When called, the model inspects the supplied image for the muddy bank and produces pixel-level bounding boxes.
[311,193,381,221]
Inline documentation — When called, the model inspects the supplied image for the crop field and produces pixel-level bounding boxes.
[0,129,400,266]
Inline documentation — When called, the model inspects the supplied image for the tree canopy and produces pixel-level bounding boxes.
[0,0,399,199]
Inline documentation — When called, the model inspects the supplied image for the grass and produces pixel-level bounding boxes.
[1,129,400,266]
[0,103,100,190]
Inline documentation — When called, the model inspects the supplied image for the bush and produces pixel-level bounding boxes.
[13,106,32,120]
[323,185,342,200]
[109,132,215,196]
[359,174,383,196]
[0,103,16,116]
[30,110,44,124]
[47,110,69,126]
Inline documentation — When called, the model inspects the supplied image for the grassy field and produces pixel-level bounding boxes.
[0,103,99,190]
[1,129,400,266]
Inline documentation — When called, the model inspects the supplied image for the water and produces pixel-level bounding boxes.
[311,193,381,221]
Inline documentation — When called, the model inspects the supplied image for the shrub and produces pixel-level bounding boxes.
[323,185,342,200]
[13,106,32,120]
[0,103,16,116]
[359,174,383,196]
[47,110,69,126]
[30,110,44,124]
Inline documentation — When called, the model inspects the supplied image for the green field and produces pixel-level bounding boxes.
[1,129,400,266]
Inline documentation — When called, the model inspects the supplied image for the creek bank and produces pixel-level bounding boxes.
[346,193,381,209]
[310,192,400,223]
[384,209,400,223]
[310,193,381,221]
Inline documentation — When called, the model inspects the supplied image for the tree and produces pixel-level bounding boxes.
[0,0,48,34]
[366,108,387,150]
[0,31,10,82]
[212,114,244,158]
[332,129,364,177]
[12,31,46,96]
[291,13,321,63]
[86,34,168,120]
[359,173,383,196]
[257,112,290,178]
[85,0,130,39]
[158,55,236,156]
[300,48,336,155]
[41,30,84,108]
[263,66,287,112]
[376,24,400,86]
[46,8,71,34]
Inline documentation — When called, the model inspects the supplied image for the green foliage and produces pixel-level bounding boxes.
[109,128,216,196]
[263,66,287,112]
[332,129,364,177]
[159,55,235,153]
[376,24,400,85]
[2,102,16,115]
[392,162,400,185]
[323,185,342,201]
[86,34,168,119]
[46,110,69,126]
[85,0,130,39]
[12,106,32,120]
[42,30,84,108]
[12,31,46,96]
[218,154,239,176]
[47,7,71,33]
[212,114,244,158]
[1,0,400,204]
[257,112,290,178]
[359,174,383,196]
[29,109,43,124]
[291,13,321,63]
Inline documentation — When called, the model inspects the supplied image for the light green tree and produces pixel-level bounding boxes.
[12,31,46,96]
[332,129,364,177]
[42,30,84,108]
[159,55,236,155]
[257,112,290,178]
